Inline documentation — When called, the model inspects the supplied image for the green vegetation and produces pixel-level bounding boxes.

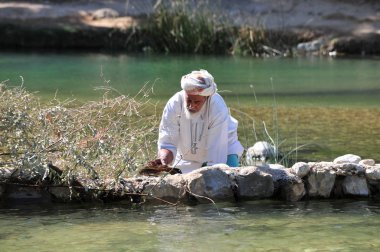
[0,81,158,186]
[138,1,297,56]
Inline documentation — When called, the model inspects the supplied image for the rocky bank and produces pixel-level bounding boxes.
[1,154,380,205]
[0,0,379,55]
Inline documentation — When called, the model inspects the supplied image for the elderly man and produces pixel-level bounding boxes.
[154,69,244,173]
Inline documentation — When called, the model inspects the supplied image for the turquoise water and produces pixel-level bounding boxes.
[1,52,379,107]
[1,200,380,251]
[1,52,380,162]
[1,52,380,249]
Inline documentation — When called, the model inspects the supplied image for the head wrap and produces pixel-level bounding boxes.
[180,69,217,96]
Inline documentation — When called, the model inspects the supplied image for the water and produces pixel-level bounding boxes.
[1,200,380,251]
[2,53,380,250]
[1,52,379,107]
[1,51,379,161]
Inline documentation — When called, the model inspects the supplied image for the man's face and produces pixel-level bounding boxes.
[185,93,207,113]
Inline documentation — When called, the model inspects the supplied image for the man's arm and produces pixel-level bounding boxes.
[157,93,182,166]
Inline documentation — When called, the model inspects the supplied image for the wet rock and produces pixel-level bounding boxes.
[256,164,305,201]
[145,174,186,202]
[184,167,235,203]
[333,154,361,164]
[291,162,310,178]
[307,165,336,198]
[281,182,306,202]
[235,166,274,199]
[0,167,16,180]
[297,39,325,53]
[48,186,73,202]
[342,176,369,196]
[365,165,380,180]
[5,184,51,203]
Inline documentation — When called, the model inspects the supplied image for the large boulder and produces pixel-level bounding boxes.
[184,167,235,203]
[145,174,186,202]
[307,163,336,198]
[291,162,310,178]
[235,166,274,199]
[257,164,305,201]
[342,176,369,196]
[365,165,380,181]
[333,154,361,164]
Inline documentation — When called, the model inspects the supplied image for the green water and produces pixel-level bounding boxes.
[2,52,380,251]
[1,52,380,162]
[1,52,379,106]
[1,200,380,251]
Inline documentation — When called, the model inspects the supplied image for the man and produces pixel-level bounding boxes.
[154,69,244,173]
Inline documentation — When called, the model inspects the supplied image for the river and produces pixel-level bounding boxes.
[1,200,380,251]
[1,51,379,161]
[1,51,380,251]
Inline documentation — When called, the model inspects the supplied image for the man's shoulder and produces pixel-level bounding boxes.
[165,91,184,110]
[210,93,227,107]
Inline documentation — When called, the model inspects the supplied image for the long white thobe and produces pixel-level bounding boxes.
[158,91,244,173]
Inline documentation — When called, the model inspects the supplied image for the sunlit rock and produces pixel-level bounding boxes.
[359,159,375,166]
[365,165,380,180]
[256,164,305,201]
[146,174,186,201]
[235,166,274,199]
[291,162,310,178]
[333,163,365,176]
[333,154,361,164]
[342,176,369,196]
[307,165,336,198]
[184,167,235,203]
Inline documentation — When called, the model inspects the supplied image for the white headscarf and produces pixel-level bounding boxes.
[180,69,217,96]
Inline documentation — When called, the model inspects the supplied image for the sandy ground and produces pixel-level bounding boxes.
[0,0,379,37]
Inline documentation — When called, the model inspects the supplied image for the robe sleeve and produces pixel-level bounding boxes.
[205,94,229,165]
[157,93,182,162]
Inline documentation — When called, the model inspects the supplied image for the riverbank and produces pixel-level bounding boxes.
[1,154,380,205]
[1,0,379,55]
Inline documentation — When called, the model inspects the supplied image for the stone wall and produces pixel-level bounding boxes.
[1,154,379,205]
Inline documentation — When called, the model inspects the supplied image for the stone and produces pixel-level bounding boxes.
[236,166,274,199]
[291,162,310,178]
[48,186,73,202]
[359,159,375,166]
[146,174,186,201]
[281,182,306,202]
[256,164,304,201]
[333,154,361,164]
[307,168,336,198]
[333,163,365,176]
[0,167,16,180]
[365,165,380,180]
[91,8,119,20]
[184,167,235,203]
[342,176,369,196]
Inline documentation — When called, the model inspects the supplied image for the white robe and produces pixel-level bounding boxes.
[158,91,244,173]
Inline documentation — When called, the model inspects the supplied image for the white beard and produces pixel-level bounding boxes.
[184,106,202,120]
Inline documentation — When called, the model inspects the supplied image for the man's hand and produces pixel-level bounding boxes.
[158,149,174,166]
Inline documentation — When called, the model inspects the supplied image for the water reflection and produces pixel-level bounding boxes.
[1,200,380,251]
